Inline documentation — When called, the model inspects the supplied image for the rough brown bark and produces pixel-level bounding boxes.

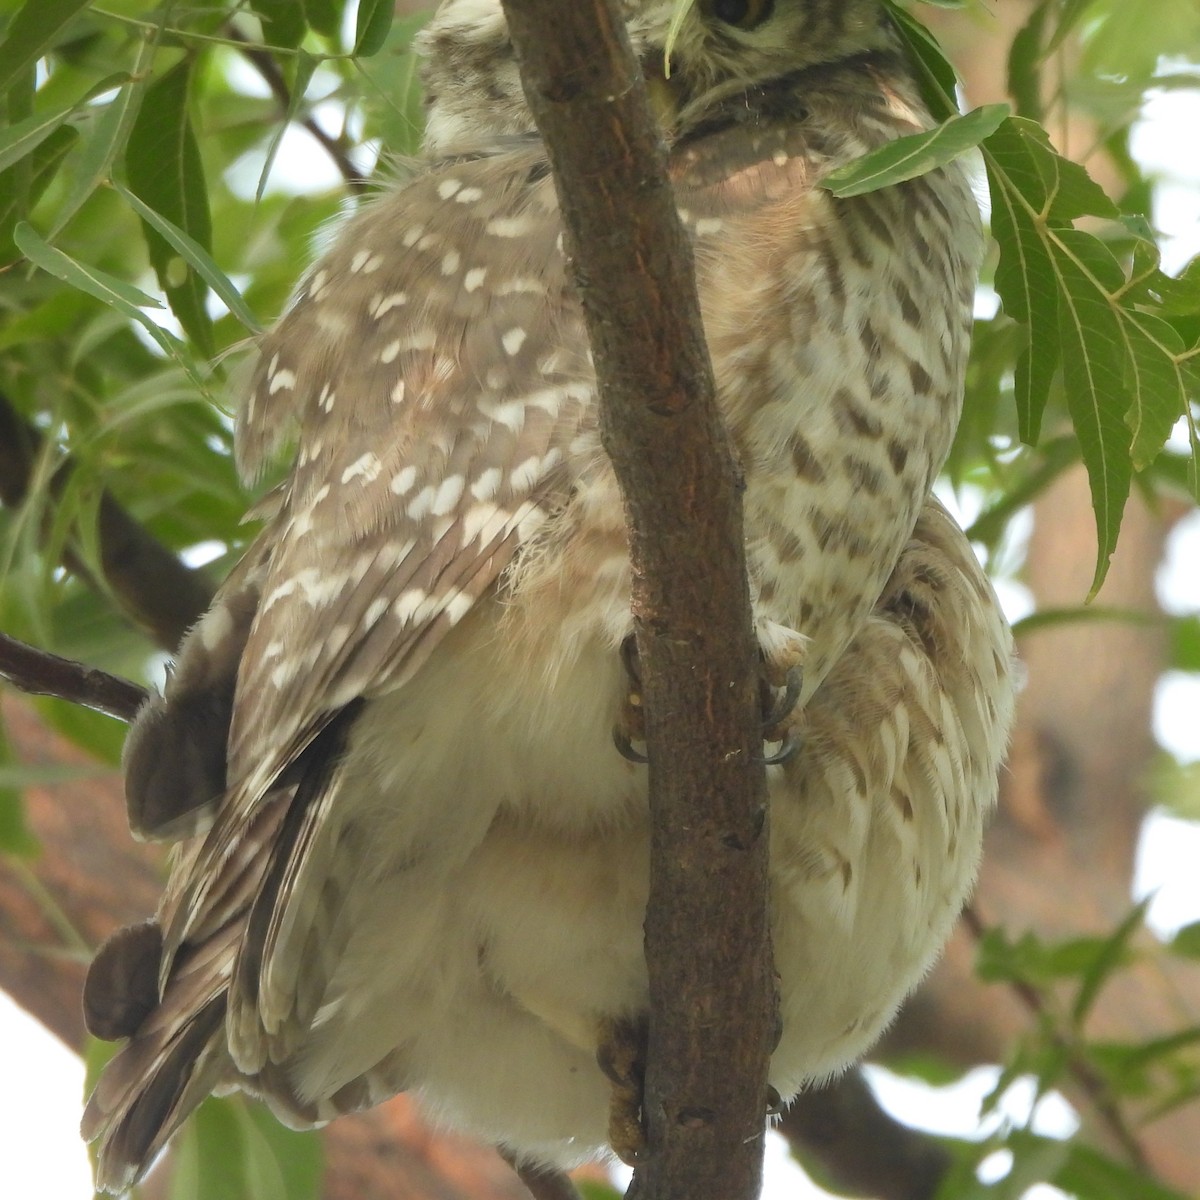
[499,3,775,1199]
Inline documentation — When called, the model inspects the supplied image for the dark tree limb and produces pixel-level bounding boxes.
[0,632,147,722]
[0,392,213,651]
[498,4,775,1200]
[224,24,368,194]
[779,1072,952,1200]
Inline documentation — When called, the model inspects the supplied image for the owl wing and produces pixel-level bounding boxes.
[154,146,593,955]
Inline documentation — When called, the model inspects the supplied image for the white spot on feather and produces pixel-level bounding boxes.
[407,485,437,520]
[442,588,473,624]
[487,216,534,238]
[390,466,417,495]
[373,292,408,318]
[470,468,502,502]
[478,397,525,432]
[198,606,233,652]
[431,475,465,516]
[341,453,382,484]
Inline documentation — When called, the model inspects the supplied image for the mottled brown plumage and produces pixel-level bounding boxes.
[82,0,1015,1189]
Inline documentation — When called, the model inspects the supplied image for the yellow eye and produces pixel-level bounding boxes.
[705,0,775,30]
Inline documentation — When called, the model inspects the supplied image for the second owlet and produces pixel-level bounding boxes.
[81,0,1015,1188]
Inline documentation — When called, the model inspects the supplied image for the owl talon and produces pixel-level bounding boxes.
[760,730,801,767]
[766,1085,784,1117]
[598,1016,649,1166]
[760,664,802,766]
[613,725,649,763]
[614,634,647,761]
[620,633,642,686]
[762,665,802,730]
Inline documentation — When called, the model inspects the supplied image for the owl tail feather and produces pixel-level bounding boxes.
[81,921,238,1194]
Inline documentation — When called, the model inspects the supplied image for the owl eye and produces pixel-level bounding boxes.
[707,0,775,30]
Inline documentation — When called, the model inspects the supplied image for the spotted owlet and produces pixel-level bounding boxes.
[81,0,1015,1188]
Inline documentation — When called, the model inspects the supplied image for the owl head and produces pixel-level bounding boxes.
[417,0,895,155]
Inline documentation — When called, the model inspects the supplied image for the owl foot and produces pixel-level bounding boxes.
[597,1015,649,1165]
[611,634,803,766]
[759,665,802,766]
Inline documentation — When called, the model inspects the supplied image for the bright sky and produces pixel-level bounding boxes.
[3,31,1199,1200]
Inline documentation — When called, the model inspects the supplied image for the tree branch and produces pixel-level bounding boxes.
[778,1071,952,1200]
[0,632,147,722]
[224,25,368,195]
[498,3,774,1200]
[0,391,213,651]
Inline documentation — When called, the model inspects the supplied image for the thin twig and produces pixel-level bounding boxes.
[499,1149,586,1200]
[0,631,147,722]
[225,24,368,194]
[961,905,1150,1170]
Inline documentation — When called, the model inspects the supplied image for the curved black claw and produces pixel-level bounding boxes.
[613,726,649,764]
[766,1085,784,1117]
[762,664,803,730]
[620,632,642,686]
[759,729,801,767]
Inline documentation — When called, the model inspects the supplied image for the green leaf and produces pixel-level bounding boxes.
[1055,1141,1191,1200]
[47,30,160,239]
[0,0,91,95]
[1008,604,1154,640]
[1171,921,1200,960]
[171,1097,248,1200]
[577,1182,624,1200]
[986,126,1060,443]
[0,96,80,174]
[239,1105,322,1200]
[0,123,76,264]
[981,115,1197,591]
[15,219,165,312]
[124,58,215,354]
[168,1097,322,1200]
[1007,5,1047,121]
[0,719,38,857]
[253,0,306,49]
[115,184,262,335]
[354,0,394,57]
[1052,230,1131,595]
[303,0,345,39]
[13,221,213,397]
[882,2,960,120]
[255,49,318,203]
[822,103,1008,198]
[1070,899,1148,1027]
